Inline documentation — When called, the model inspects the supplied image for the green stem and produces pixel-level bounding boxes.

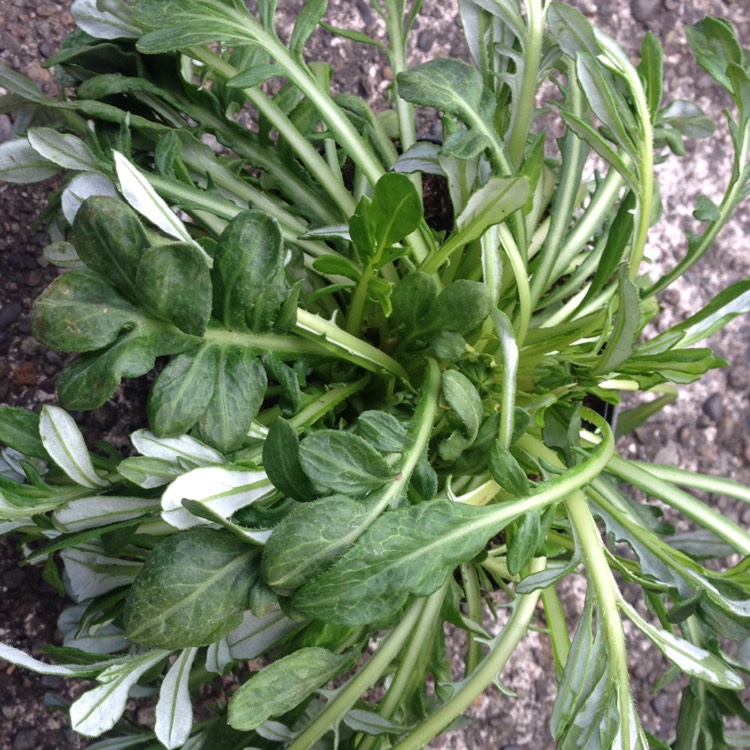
[606,455,750,555]
[357,581,450,750]
[294,309,410,382]
[391,558,545,750]
[541,586,570,678]
[461,563,484,677]
[286,600,424,750]
[190,46,357,217]
[498,224,531,346]
[507,0,546,168]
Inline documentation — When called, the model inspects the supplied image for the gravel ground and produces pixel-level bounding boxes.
[1,1,749,749]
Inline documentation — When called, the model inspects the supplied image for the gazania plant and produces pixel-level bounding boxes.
[1,0,750,747]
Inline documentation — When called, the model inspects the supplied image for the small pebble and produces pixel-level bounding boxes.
[2,568,25,590]
[13,362,37,386]
[0,302,22,333]
[417,29,435,53]
[728,367,749,390]
[355,0,373,25]
[650,693,672,718]
[701,392,723,422]
[630,0,660,22]
[12,729,38,750]
[38,40,51,57]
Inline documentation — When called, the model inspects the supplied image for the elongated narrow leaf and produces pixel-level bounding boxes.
[161,466,273,530]
[0,407,46,458]
[454,177,529,245]
[130,429,224,466]
[70,651,169,737]
[39,406,108,489]
[227,647,353,731]
[262,419,316,502]
[298,430,394,495]
[0,643,108,677]
[293,500,498,624]
[0,138,58,183]
[489,441,530,496]
[289,0,327,58]
[620,599,743,689]
[124,527,258,649]
[638,32,663,118]
[71,0,140,39]
[27,127,98,171]
[113,151,208,260]
[54,496,160,532]
[155,647,198,750]
[594,264,641,374]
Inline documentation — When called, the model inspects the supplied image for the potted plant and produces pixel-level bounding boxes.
[0,0,749,747]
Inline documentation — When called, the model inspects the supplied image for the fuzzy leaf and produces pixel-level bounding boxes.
[355,411,408,453]
[0,138,58,182]
[27,127,98,171]
[194,347,267,453]
[228,647,353,731]
[262,494,377,595]
[136,242,212,336]
[212,210,287,332]
[124,527,258,649]
[73,197,150,300]
[293,500,498,624]
[298,430,394,495]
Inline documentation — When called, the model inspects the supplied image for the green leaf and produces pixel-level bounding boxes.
[0,407,47,459]
[262,494,378,595]
[262,419,316,502]
[507,509,543,576]
[594,264,642,374]
[548,2,599,58]
[227,647,353,731]
[0,138,58,183]
[620,599,744,689]
[453,177,530,247]
[370,172,423,247]
[72,196,150,301]
[293,500,497,625]
[124,527,258,649]
[298,430,394,495]
[640,278,750,354]
[638,32,663,117]
[136,242,212,336]
[311,254,361,281]
[39,406,109,489]
[27,127,97,171]
[155,647,198,750]
[57,326,193,410]
[194,347,267,453]
[148,345,219,437]
[391,272,438,335]
[355,411,408,453]
[289,0,327,59]
[133,0,257,52]
[686,17,743,94]
[343,709,408,736]
[32,270,142,353]
[439,370,483,460]
[418,280,493,339]
[488,441,530,496]
[657,100,715,139]
[70,651,169,738]
[226,63,280,89]
[397,58,495,125]
[212,210,287,332]
[693,195,720,222]
[440,129,491,160]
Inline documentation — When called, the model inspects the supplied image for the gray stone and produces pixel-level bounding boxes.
[701,392,723,422]
[417,29,436,53]
[630,0,660,22]
[2,568,25,590]
[355,0,373,25]
[0,302,22,333]
[12,729,38,750]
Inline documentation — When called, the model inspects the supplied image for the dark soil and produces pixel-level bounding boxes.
[1,2,749,749]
